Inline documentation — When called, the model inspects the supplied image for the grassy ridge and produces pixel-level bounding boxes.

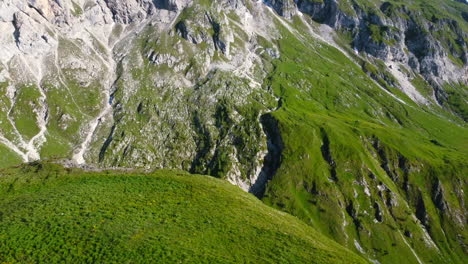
[0,162,368,264]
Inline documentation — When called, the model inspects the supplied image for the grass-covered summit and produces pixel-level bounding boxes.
[0,162,367,264]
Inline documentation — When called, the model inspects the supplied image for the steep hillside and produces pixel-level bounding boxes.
[0,0,466,263]
[0,162,368,264]
[261,21,468,263]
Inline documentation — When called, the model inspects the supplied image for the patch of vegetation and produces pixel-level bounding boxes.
[71,1,83,17]
[443,82,468,121]
[410,74,433,98]
[0,146,22,168]
[38,79,87,159]
[9,84,41,140]
[0,81,19,142]
[368,24,397,46]
[0,162,367,264]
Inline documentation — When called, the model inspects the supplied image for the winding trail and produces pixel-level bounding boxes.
[6,85,30,155]
[72,44,115,164]
[1,56,49,162]
[72,19,152,165]
[399,231,424,264]
[54,48,87,115]
[23,57,49,160]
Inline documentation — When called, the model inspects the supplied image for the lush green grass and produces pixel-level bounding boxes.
[0,81,20,145]
[9,84,41,140]
[443,82,468,121]
[71,1,83,17]
[0,146,22,168]
[0,162,368,264]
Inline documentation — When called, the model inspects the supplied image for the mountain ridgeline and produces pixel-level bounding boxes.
[0,0,467,263]
[0,162,369,263]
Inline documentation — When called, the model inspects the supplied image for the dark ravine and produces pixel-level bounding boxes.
[320,128,338,182]
[12,13,21,48]
[98,124,116,162]
[250,113,284,198]
[296,0,354,27]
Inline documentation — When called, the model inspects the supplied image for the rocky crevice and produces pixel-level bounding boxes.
[346,200,362,232]
[431,180,447,213]
[12,13,21,48]
[206,13,226,54]
[296,0,356,29]
[99,124,116,163]
[320,128,338,182]
[372,138,398,183]
[250,113,283,198]
[415,192,430,229]
[189,112,214,174]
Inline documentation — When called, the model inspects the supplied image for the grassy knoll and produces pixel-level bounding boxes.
[0,162,368,264]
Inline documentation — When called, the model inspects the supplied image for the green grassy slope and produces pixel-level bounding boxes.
[259,13,468,264]
[0,162,368,264]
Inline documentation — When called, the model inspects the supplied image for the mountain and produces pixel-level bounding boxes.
[0,0,467,263]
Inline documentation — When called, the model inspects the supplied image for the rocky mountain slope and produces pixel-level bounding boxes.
[0,0,467,263]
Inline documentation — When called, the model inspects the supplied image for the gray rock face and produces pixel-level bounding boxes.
[103,0,151,23]
[296,0,356,28]
[265,0,296,18]
[0,0,281,188]
[276,0,467,109]
[153,0,190,11]
[102,0,192,23]
[297,0,467,85]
